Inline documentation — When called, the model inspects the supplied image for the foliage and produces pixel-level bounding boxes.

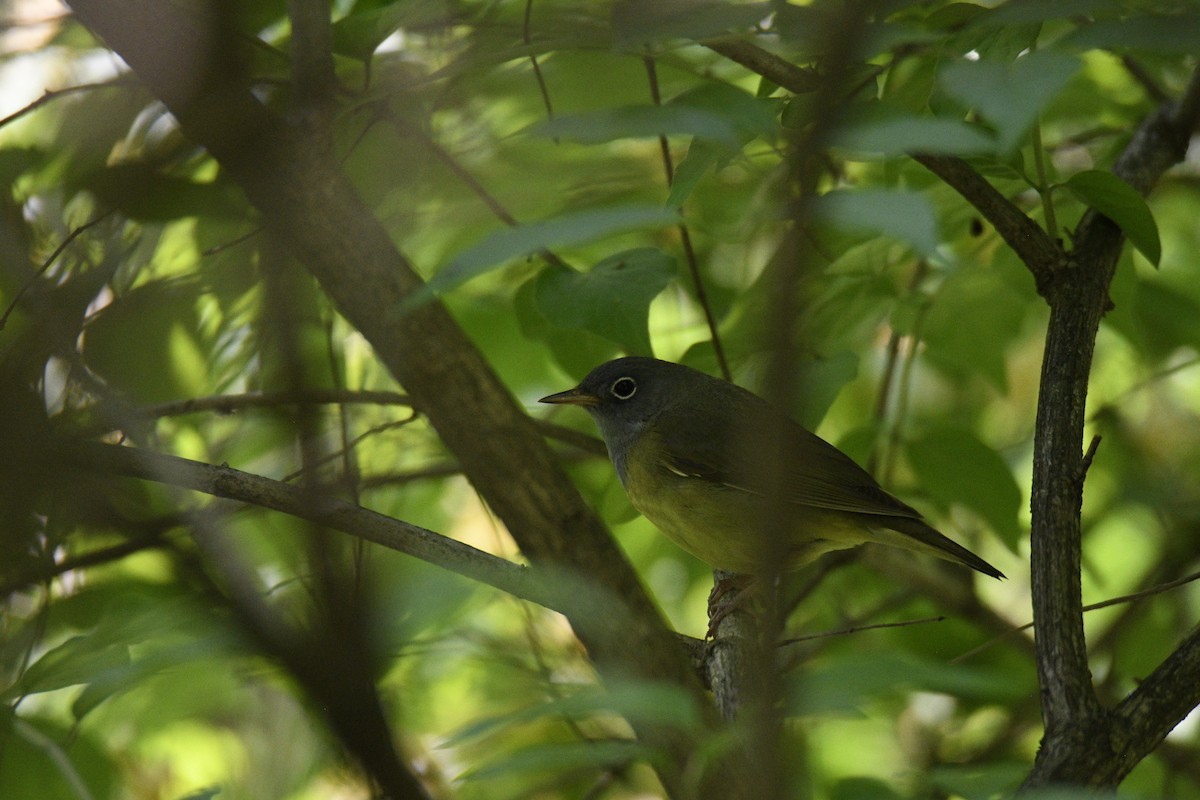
[1,1,1199,798]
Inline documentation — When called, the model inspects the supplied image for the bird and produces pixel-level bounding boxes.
[540,356,1003,580]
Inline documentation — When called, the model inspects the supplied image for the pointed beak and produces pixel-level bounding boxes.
[538,386,600,407]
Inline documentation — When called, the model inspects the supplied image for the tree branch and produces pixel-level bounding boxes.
[1109,625,1200,780]
[67,441,554,609]
[1022,62,1200,790]
[702,38,821,94]
[912,154,1065,291]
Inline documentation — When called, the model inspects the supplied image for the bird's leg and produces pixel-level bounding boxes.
[706,571,756,638]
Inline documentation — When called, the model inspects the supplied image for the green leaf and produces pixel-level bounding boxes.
[1133,280,1200,356]
[83,282,208,403]
[922,267,1028,391]
[427,205,680,298]
[831,777,906,800]
[670,82,780,142]
[940,52,1079,153]
[814,189,940,256]
[790,652,1024,715]
[1061,14,1200,55]
[974,0,1123,25]
[447,680,702,747]
[838,111,997,157]
[12,636,131,697]
[1064,170,1162,266]
[331,0,456,61]
[81,164,244,221]
[907,426,1023,549]
[611,1,772,45]
[666,138,724,209]
[462,739,647,782]
[534,248,676,355]
[532,105,743,149]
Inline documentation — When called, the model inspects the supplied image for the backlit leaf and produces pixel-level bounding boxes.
[1065,169,1161,266]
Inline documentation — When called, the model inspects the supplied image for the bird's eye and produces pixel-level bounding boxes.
[610,377,637,400]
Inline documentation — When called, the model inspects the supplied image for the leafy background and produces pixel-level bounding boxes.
[2,0,1199,798]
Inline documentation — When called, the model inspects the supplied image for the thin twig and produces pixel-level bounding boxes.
[642,55,730,379]
[523,0,556,138]
[0,78,140,131]
[952,568,1200,664]
[143,388,414,418]
[0,211,114,332]
[1079,434,1102,482]
[780,615,946,647]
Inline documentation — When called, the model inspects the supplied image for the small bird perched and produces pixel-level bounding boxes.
[540,356,1003,579]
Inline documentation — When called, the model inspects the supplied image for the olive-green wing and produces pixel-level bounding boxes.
[653,383,923,520]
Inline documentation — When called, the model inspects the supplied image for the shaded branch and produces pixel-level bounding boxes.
[68,442,552,607]
[1021,61,1200,790]
[702,38,821,94]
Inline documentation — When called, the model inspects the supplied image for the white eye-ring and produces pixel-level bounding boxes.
[610,376,637,400]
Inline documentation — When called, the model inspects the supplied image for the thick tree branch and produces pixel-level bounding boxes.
[1022,64,1200,789]
[66,3,726,794]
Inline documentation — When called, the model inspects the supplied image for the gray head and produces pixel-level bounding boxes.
[539,356,699,454]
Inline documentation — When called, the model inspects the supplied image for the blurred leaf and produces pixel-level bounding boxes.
[175,788,223,800]
[448,680,703,747]
[1134,280,1200,356]
[463,739,647,782]
[1061,14,1200,54]
[815,189,939,256]
[831,777,906,800]
[838,109,997,157]
[535,248,676,355]
[1065,170,1161,266]
[533,105,742,148]
[922,267,1028,391]
[908,426,1023,549]
[667,138,724,209]
[670,82,780,142]
[929,762,1030,799]
[792,351,860,429]
[973,0,1122,25]
[11,636,130,697]
[0,716,118,800]
[514,277,620,375]
[940,52,1079,153]
[611,0,771,45]
[331,0,457,60]
[425,205,680,299]
[83,282,208,403]
[81,164,243,221]
[790,652,1024,715]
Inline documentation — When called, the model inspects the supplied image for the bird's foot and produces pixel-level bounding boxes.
[706,572,755,638]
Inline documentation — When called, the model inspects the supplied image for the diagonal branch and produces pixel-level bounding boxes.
[1109,625,1200,779]
[697,37,1066,292]
[68,442,554,607]
[912,153,1064,290]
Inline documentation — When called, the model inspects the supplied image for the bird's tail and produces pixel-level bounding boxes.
[873,516,1005,579]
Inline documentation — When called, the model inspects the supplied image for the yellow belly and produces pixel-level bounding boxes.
[622,433,872,574]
